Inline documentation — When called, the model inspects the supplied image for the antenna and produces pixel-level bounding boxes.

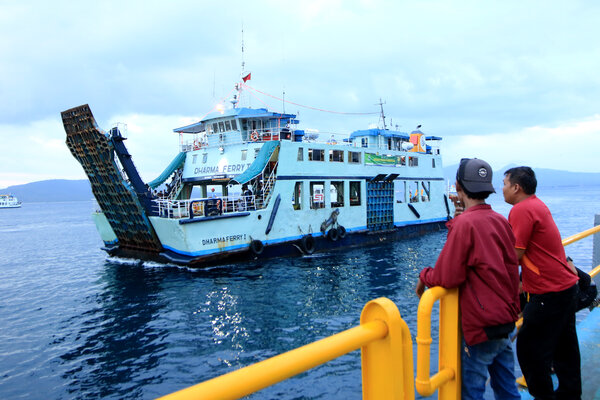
[376,98,387,130]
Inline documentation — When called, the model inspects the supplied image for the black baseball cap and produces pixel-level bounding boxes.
[456,158,495,193]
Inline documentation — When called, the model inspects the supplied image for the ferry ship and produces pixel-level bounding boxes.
[62,80,453,267]
[0,194,22,208]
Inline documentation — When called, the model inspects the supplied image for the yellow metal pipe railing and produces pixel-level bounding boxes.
[158,297,415,400]
[415,287,461,398]
[561,224,600,247]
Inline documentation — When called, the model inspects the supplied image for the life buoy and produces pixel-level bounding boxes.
[327,227,339,241]
[300,235,315,254]
[191,201,202,215]
[338,225,346,238]
[251,131,259,141]
[250,239,264,255]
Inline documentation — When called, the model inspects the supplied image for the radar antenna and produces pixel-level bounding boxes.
[376,99,387,130]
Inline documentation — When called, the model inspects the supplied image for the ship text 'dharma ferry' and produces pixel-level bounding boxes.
[62,79,453,267]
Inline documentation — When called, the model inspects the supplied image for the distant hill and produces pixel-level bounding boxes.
[443,164,600,189]
[0,179,92,203]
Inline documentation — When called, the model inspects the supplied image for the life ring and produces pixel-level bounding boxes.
[338,225,346,238]
[250,239,264,255]
[300,235,315,255]
[251,131,259,141]
[327,227,339,241]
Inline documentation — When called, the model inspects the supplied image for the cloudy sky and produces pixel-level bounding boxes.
[1,0,600,188]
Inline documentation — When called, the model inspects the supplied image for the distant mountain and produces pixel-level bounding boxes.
[0,179,92,203]
[443,164,600,189]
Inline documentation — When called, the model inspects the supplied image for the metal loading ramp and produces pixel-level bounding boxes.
[62,104,163,254]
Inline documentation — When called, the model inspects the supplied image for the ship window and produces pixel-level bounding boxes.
[432,158,436,168]
[331,181,344,207]
[218,121,225,132]
[361,138,368,148]
[225,121,232,131]
[409,181,420,203]
[293,182,303,210]
[350,181,361,206]
[202,153,208,163]
[409,156,418,167]
[231,120,237,130]
[421,181,430,202]
[400,156,406,166]
[395,180,406,203]
[212,123,218,133]
[241,149,247,161]
[192,154,198,164]
[349,151,361,164]
[297,147,304,161]
[308,149,324,161]
[310,182,325,209]
[329,150,344,162]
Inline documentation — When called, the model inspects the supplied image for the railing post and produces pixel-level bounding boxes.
[594,215,600,270]
[415,287,461,399]
[360,298,415,400]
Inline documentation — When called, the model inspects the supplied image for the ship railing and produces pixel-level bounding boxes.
[157,225,600,399]
[153,195,259,219]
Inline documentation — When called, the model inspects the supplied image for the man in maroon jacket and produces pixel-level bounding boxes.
[416,158,521,400]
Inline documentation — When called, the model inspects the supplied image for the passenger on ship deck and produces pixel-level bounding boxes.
[502,166,581,400]
[416,158,521,400]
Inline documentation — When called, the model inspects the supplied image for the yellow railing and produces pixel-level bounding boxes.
[415,287,461,398]
[158,225,600,400]
[158,297,418,400]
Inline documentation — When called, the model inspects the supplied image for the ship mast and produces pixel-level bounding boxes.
[377,98,387,130]
[231,27,246,108]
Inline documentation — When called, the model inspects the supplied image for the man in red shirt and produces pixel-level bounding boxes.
[417,158,520,400]
[503,166,580,399]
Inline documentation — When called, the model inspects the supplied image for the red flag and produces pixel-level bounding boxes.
[242,72,251,82]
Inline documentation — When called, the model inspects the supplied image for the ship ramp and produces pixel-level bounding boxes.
[62,104,163,255]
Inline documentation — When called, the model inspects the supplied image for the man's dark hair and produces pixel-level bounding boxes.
[504,166,537,195]
[457,180,492,200]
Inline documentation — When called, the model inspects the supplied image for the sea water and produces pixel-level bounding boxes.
[0,186,598,399]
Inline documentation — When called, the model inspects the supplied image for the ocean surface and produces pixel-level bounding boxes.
[0,186,598,399]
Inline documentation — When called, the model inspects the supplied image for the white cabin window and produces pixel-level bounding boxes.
[202,153,208,163]
[308,149,325,161]
[225,121,232,131]
[241,149,247,161]
[350,181,361,206]
[349,151,361,164]
[432,158,436,168]
[218,121,225,132]
[212,123,218,133]
[293,182,303,210]
[329,150,344,162]
[310,182,325,209]
[331,181,344,207]
[395,180,406,203]
[192,154,198,164]
[231,120,238,130]
[409,156,418,167]
[297,147,304,161]
[409,181,420,203]
[421,181,430,202]
[361,138,368,148]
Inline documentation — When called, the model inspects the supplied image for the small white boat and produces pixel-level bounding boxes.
[0,194,22,208]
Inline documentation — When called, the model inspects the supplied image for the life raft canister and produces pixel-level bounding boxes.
[300,235,315,254]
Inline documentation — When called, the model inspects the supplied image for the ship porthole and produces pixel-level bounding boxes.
[300,235,315,254]
[327,228,339,241]
[250,240,264,255]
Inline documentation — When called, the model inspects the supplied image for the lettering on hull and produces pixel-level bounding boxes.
[202,234,247,246]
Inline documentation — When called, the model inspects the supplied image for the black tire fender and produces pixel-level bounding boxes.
[338,225,346,238]
[300,235,315,254]
[327,227,339,241]
[250,239,264,255]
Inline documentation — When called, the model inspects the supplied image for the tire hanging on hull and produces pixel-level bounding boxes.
[300,235,315,254]
[250,239,264,255]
